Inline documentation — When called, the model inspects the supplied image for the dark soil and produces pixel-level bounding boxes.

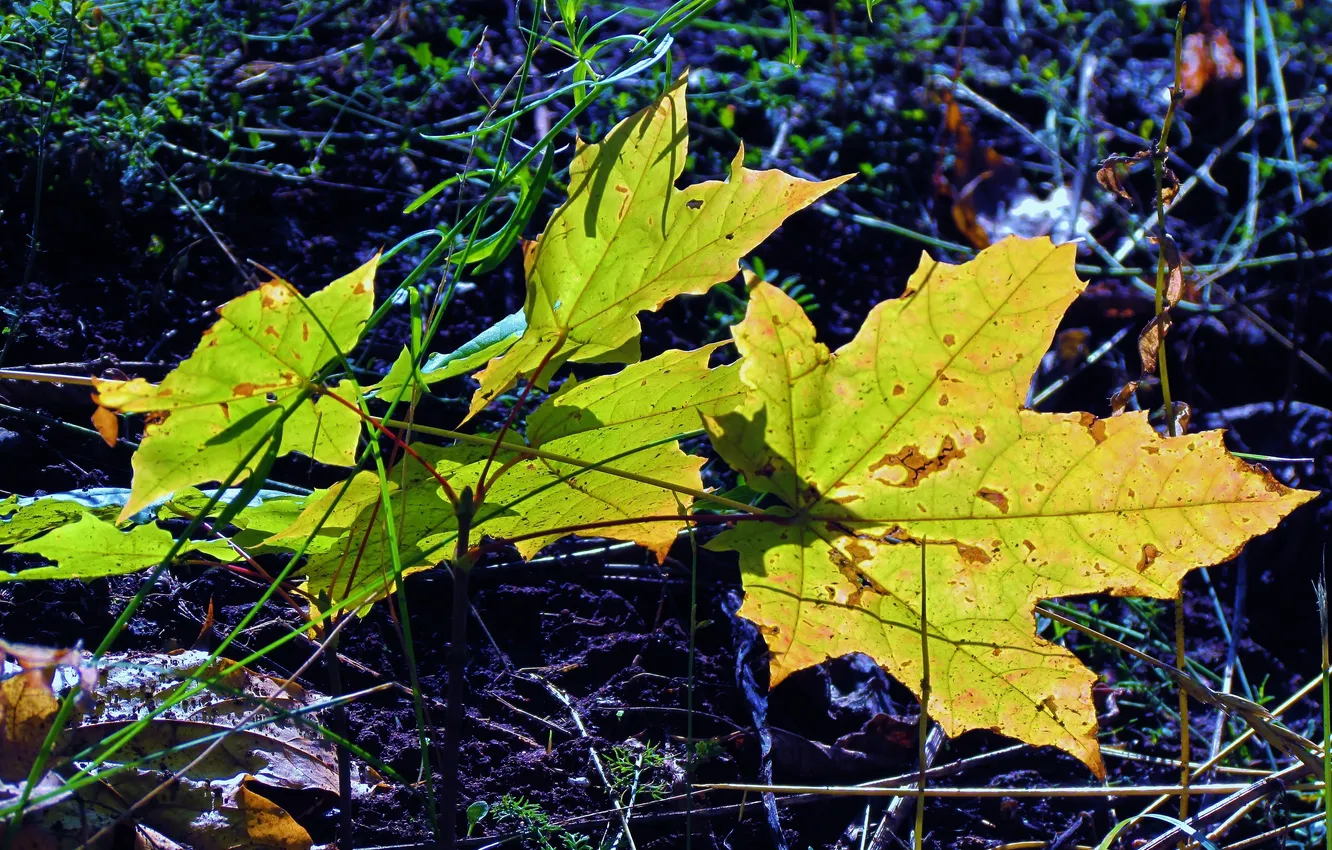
[2,1,1330,848]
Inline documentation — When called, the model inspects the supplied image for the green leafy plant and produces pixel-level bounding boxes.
[0,73,1316,847]
[605,742,669,803]
[492,794,591,850]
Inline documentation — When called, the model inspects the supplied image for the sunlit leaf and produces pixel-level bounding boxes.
[5,514,174,581]
[467,75,850,419]
[287,444,481,618]
[287,345,744,615]
[706,236,1316,774]
[525,343,742,448]
[369,309,526,401]
[0,498,102,547]
[93,257,378,522]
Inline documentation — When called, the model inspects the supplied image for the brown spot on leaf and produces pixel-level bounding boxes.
[1022,540,1036,553]
[1137,544,1160,572]
[938,394,950,407]
[893,384,905,396]
[827,493,862,505]
[1090,419,1107,445]
[974,426,986,443]
[828,542,888,607]
[234,382,258,397]
[868,436,964,487]
[942,334,955,346]
[977,488,1010,513]
[957,542,991,565]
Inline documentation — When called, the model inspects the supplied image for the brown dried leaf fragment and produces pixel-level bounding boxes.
[1110,381,1140,416]
[1148,234,1186,308]
[1137,313,1173,376]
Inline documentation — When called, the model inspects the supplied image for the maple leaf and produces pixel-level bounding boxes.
[466,75,850,419]
[282,345,742,616]
[0,496,111,546]
[524,343,743,448]
[4,513,175,581]
[706,236,1316,774]
[290,443,481,619]
[455,344,743,560]
[93,257,378,522]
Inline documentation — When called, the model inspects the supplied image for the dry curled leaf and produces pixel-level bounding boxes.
[1148,234,1185,308]
[1137,312,1173,377]
[1180,30,1244,100]
[1096,154,1143,202]
[1110,380,1140,416]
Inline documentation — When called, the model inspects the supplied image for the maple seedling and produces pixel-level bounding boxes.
[0,71,1318,845]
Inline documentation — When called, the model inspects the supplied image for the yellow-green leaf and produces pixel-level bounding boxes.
[455,442,701,563]
[263,472,385,553]
[94,256,378,522]
[0,498,104,547]
[467,76,851,419]
[288,444,479,618]
[706,236,1316,775]
[286,345,743,616]
[459,344,745,560]
[525,343,743,447]
[160,488,312,554]
[5,513,174,580]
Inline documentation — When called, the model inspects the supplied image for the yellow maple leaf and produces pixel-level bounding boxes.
[466,75,851,420]
[706,236,1316,775]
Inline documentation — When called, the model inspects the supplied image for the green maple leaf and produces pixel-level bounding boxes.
[94,257,378,522]
[285,443,486,618]
[5,513,175,580]
[706,236,1316,774]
